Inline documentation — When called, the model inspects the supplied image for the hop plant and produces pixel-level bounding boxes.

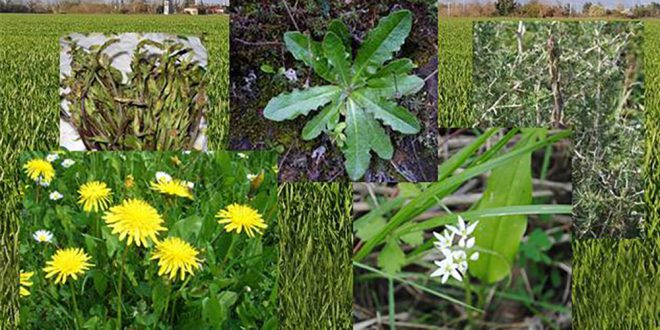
[263,10,424,180]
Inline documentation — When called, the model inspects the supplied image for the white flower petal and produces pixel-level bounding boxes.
[441,273,450,283]
[466,220,479,235]
[470,252,480,261]
[451,269,463,282]
[430,267,444,277]
[466,237,475,249]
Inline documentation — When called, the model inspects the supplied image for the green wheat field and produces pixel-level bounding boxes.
[0,14,229,326]
[440,18,660,327]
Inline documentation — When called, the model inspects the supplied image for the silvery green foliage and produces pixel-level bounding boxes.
[263,10,424,180]
[473,21,644,238]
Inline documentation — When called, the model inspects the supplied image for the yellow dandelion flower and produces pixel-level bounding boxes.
[151,237,202,281]
[216,204,268,237]
[78,181,112,212]
[150,179,193,200]
[43,248,94,285]
[20,271,33,297]
[24,159,55,184]
[124,175,134,189]
[103,199,167,247]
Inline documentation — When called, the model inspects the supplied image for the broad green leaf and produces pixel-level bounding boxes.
[323,32,351,86]
[353,10,412,80]
[364,74,425,98]
[364,111,393,159]
[328,19,351,51]
[378,238,406,274]
[344,99,371,180]
[351,90,420,134]
[263,86,341,121]
[400,231,423,247]
[283,32,333,82]
[469,129,544,284]
[301,98,342,140]
[371,58,415,79]
[355,216,387,241]
[202,293,226,325]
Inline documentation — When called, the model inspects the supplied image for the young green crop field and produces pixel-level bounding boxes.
[0,14,229,327]
[440,17,660,327]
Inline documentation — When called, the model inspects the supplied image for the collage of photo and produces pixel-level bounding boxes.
[1,0,659,329]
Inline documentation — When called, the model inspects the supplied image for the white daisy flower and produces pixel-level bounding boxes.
[49,191,63,201]
[61,159,75,168]
[33,230,53,243]
[155,171,172,183]
[46,153,59,163]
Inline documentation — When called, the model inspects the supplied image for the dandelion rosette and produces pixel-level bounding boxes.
[24,159,55,184]
[43,248,94,285]
[216,204,267,237]
[430,216,480,284]
[103,199,167,247]
[78,181,112,212]
[151,237,202,281]
[33,230,54,243]
[20,271,33,296]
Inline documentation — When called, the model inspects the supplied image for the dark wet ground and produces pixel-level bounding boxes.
[230,1,438,182]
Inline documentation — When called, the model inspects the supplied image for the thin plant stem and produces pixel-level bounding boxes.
[388,277,395,330]
[117,246,130,329]
[69,281,80,330]
[222,234,237,265]
[464,273,474,327]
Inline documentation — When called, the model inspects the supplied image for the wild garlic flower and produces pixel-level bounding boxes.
[430,216,479,284]
[49,191,63,201]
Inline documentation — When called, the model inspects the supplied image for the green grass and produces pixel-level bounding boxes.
[439,18,473,127]
[278,183,353,329]
[0,14,229,328]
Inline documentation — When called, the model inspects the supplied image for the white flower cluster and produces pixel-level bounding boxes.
[430,216,480,284]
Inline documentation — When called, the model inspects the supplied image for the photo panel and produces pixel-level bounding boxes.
[450,21,644,238]
[353,128,572,329]
[19,151,278,328]
[230,1,439,182]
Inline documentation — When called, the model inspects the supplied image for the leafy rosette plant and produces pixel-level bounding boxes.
[263,10,424,180]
